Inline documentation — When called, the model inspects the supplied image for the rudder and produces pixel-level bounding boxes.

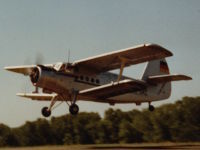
[142,58,171,101]
[142,58,170,80]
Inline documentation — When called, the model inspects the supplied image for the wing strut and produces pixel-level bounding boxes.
[48,94,58,111]
[117,56,130,82]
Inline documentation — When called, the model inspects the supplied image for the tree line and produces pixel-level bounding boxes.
[0,96,200,147]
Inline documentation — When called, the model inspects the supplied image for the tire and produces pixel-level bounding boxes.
[69,104,79,115]
[41,107,51,117]
[149,105,155,112]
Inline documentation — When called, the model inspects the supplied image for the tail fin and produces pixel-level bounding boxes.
[142,58,171,100]
[142,58,170,80]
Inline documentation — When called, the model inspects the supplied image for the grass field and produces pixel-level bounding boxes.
[0,143,200,150]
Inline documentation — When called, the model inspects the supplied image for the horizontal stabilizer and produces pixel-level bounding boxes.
[147,74,192,84]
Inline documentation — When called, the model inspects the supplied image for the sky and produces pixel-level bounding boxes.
[0,0,200,127]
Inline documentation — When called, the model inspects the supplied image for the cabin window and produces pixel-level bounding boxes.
[91,78,94,83]
[75,76,78,80]
[86,76,89,82]
[80,75,84,80]
[96,79,100,84]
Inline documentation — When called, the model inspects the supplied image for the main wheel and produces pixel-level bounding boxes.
[149,105,155,112]
[69,104,79,115]
[41,107,51,117]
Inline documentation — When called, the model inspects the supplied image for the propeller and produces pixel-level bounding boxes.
[32,53,44,93]
[23,53,45,93]
[35,52,44,65]
[30,67,40,84]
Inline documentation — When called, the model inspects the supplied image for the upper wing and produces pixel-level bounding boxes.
[79,79,147,99]
[5,44,172,75]
[4,64,54,75]
[147,74,192,84]
[16,93,61,101]
[73,44,173,74]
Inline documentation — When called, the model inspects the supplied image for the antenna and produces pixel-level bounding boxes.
[67,49,70,63]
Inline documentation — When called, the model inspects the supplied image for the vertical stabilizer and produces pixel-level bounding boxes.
[142,59,171,101]
[142,58,170,80]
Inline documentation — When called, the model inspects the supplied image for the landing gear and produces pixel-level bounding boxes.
[41,90,80,117]
[69,104,79,115]
[68,89,79,115]
[41,94,57,117]
[148,103,155,112]
[41,107,51,117]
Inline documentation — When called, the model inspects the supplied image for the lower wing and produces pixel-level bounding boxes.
[79,79,147,100]
[17,93,62,101]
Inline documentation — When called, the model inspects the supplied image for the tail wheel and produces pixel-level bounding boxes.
[69,104,79,115]
[41,107,51,117]
[149,105,155,112]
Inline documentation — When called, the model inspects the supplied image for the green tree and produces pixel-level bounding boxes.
[104,108,124,143]
[72,112,101,144]
[0,96,200,147]
[0,124,11,146]
[96,120,113,143]
[19,121,42,146]
[4,130,20,147]
[50,115,72,144]
[150,104,173,142]
[169,97,200,141]
[119,120,142,143]
[132,110,153,142]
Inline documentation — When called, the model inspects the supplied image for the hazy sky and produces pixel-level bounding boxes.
[0,0,199,127]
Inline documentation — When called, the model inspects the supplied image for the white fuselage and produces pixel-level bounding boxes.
[34,67,171,104]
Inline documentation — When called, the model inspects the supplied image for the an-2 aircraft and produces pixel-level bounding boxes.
[5,44,192,117]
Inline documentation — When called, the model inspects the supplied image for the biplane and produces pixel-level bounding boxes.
[5,44,192,117]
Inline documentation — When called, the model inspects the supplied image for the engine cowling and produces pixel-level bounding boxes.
[29,66,66,94]
[30,66,41,84]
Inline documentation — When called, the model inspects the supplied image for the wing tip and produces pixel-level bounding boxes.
[4,66,12,71]
[146,43,173,57]
[174,74,192,80]
[182,75,192,80]
[3,65,34,75]
[16,93,26,97]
